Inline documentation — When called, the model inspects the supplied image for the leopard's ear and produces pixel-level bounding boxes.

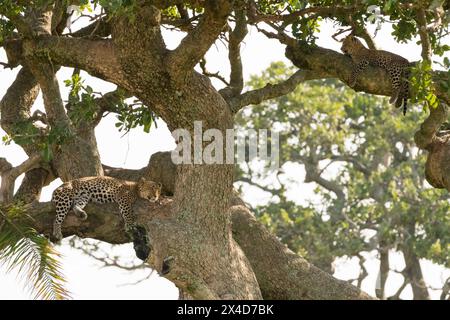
[138,177,145,184]
[157,182,162,189]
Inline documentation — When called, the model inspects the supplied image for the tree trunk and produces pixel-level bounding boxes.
[402,245,430,300]
[376,245,389,300]
[0,2,381,300]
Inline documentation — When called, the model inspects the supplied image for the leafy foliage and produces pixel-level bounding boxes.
[409,61,439,109]
[114,99,157,134]
[1,121,72,162]
[64,73,157,134]
[65,73,99,125]
[0,206,70,300]
[255,1,450,58]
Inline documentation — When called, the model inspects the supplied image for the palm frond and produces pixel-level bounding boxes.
[0,208,71,300]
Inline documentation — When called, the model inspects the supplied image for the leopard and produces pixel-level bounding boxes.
[341,35,411,115]
[51,176,162,260]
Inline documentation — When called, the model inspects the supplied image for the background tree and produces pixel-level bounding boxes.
[235,62,449,300]
[0,0,448,299]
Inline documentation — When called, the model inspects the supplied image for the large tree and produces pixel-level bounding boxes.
[0,0,448,299]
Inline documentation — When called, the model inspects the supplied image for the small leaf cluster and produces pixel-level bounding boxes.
[409,61,439,109]
[64,73,99,125]
[114,99,157,134]
[2,120,72,162]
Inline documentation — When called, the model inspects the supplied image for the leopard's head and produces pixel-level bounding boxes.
[137,178,162,202]
[341,35,365,56]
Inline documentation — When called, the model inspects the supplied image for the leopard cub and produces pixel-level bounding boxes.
[51,176,161,245]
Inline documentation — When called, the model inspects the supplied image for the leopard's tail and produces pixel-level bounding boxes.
[395,67,411,115]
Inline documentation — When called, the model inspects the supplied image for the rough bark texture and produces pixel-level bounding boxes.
[2,0,447,300]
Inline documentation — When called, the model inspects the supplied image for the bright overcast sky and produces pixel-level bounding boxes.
[0,12,449,299]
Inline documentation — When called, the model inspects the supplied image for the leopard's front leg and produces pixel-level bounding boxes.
[52,196,73,242]
[117,198,136,233]
[348,60,369,87]
[117,198,151,261]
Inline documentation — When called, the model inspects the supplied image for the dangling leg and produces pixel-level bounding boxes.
[388,65,407,107]
[117,199,136,232]
[117,199,151,261]
[72,191,90,220]
[53,195,73,241]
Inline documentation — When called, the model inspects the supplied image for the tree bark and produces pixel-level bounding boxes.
[0,2,411,300]
[402,246,430,300]
[401,223,430,301]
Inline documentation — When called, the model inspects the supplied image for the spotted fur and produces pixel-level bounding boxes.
[341,35,411,115]
[51,176,162,241]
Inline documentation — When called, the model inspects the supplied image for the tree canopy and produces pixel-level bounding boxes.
[0,0,449,300]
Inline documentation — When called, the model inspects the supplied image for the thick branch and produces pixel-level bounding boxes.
[415,3,432,62]
[0,158,13,204]
[229,69,328,113]
[0,67,52,203]
[414,104,448,150]
[22,47,104,181]
[0,154,42,204]
[228,9,248,95]
[14,168,54,204]
[167,0,232,77]
[26,59,72,129]
[17,36,127,88]
[0,67,41,154]
[284,41,450,106]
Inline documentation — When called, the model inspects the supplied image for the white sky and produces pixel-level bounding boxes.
[0,13,449,300]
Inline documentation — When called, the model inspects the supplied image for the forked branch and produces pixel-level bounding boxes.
[167,0,233,77]
[0,154,43,204]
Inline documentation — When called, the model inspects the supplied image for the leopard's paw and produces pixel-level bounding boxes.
[51,229,63,244]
